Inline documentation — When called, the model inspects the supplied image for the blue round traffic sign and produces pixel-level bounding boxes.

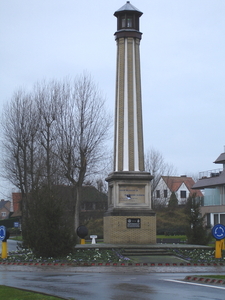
[0,225,6,241]
[212,224,225,240]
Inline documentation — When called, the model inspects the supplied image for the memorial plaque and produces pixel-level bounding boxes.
[127,218,141,228]
[119,185,145,204]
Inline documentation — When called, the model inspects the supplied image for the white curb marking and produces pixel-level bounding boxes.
[165,279,225,290]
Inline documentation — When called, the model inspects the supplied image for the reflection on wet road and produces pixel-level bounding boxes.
[0,269,225,300]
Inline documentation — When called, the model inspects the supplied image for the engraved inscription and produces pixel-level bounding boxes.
[127,218,141,228]
[119,185,145,203]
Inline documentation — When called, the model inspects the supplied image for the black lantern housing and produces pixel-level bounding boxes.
[114,1,143,40]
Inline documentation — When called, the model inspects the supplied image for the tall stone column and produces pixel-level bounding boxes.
[104,2,156,244]
[114,36,144,172]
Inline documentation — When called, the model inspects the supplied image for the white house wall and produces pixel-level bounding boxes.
[154,178,191,205]
[176,183,190,204]
[154,178,171,205]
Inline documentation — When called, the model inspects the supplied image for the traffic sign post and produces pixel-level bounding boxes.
[0,225,6,241]
[212,224,225,258]
[0,225,7,259]
[0,225,11,259]
[1,242,7,259]
[14,222,19,228]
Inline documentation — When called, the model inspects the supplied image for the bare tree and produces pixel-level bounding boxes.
[3,94,31,191]
[145,147,177,208]
[0,89,42,239]
[87,148,113,194]
[1,74,112,237]
[1,83,63,192]
[186,172,199,183]
[56,74,112,231]
[34,80,64,188]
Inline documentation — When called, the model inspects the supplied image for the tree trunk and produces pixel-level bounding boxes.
[74,185,82,243]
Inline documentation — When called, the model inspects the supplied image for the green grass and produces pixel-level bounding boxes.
[157,235,185,238]
[0,285,67,300]
[200,275,225,280]
[9,236,23,241]
[157,235,186,240]
[12,235,214,244]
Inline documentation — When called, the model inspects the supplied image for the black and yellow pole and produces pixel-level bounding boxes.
[0,225,9,259]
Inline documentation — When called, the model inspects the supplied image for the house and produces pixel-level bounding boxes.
[192,149,225,227]
[11,185,108,220]
[154,175,203,206]
[0,199,11,220]
[80,186,108,212]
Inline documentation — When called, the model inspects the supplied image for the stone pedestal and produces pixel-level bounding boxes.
[104,172,156,244]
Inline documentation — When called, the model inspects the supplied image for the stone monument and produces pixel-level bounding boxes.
[104,2,156,244]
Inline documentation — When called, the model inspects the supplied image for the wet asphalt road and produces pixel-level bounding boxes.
[0,269,225,300]
[4,239,20,252]
[1,241,225,299]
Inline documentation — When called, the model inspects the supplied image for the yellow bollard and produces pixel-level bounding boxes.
[80,239,86,245]
[1,241,7,259]
[222,239,225,250]
[215,240,224,259]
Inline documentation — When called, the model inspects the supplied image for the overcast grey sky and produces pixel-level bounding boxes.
[0,0,224,197]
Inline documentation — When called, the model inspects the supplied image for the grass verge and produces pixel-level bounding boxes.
[10,236,22,241]
[200,275,225,280]
[0,285,67,300]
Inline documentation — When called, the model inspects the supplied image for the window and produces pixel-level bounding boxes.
[206,213,211,228]
[163,190,168,198]
[121,16,133,28]
[220,214,225,226]
[127,17,132,27]
[156,190,160,198]
[81,203,86,210]
[214,214,219,225]
[180,191,186,198]
[1,212,6,217]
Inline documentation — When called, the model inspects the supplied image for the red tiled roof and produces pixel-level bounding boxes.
[161,176,203,197]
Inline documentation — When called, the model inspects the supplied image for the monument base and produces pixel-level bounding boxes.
[104,209,156,244]
[104,171,156,244]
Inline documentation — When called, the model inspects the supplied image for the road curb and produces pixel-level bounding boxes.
[185,275,225,285]
[0,261,225,267]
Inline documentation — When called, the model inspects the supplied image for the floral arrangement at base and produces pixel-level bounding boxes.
[0,248,131,264]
